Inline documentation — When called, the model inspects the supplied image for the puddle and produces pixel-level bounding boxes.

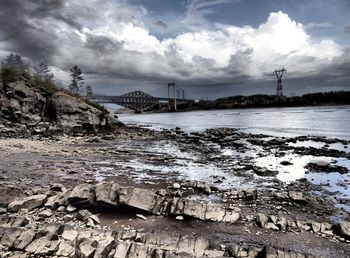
[306,172,350,197]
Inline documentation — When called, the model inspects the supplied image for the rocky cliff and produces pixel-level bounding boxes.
[0,80,117,137]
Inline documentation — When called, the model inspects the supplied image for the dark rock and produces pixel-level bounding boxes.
[68,184,96,208]
[280,160,293,166]
[336,222,350,239]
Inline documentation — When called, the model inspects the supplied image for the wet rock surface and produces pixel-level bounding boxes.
[0,126,350,257]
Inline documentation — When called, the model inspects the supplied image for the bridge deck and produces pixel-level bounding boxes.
[89,91,194,112]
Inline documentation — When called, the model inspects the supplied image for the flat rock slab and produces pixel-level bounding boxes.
[7,194,47,212]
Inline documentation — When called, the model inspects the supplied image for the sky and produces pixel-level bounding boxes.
[0,0,349,99]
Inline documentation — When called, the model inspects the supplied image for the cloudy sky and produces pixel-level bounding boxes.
[0,0,349,98]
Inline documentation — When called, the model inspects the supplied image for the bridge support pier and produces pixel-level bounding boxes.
[168,82,177,111]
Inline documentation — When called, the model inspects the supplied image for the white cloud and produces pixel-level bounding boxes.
[55,9,343,83]
[183,0,234,28]
[0,0,344,91]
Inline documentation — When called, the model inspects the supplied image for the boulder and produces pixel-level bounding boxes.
[77,210,93,222]
[336,222,350,239]
[56,240,75,257]
[14,230,36,250]
[172,182,181,189]
[38,209,53,218]
[75,238,97,258]
[316,160,330,167]
[204,205,226,221]
[68,184,95,208]
[222,211,240,223]
[25,237,60,255]
[45,192,69,209]
[265,222,279,231]
[195,182,211,194]
[50,183,67,193]
[0,228,23,248]
[182,200,207,220]
[8,194,47,212]
[289,191,305,202]
[244,188,258,200]
[310,221,321,233]
[274,191,289,201]
[320,222,333,234]
[121,188,157,212]
[114,241,131,257]
[276,217,287,231]
[95,182,118,207]
[93,238,117,258]
[256,213,269,228]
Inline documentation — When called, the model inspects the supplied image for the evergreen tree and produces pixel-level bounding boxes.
[69,65,84,94]
[1,53,29,83]
[86,84,93,96]
[1,53,27,73]
[34,62,54,82]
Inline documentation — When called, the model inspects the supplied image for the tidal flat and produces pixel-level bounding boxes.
[1,126,350,257]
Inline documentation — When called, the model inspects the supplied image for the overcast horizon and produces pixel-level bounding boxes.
[0,0,349,99]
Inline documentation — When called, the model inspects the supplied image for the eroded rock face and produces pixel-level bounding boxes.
[0,81,46,124]
[49,92,117,134]
[0,221,321,258]
[66,183,241,224]
[2,182,348,258]
[0,80,117,135]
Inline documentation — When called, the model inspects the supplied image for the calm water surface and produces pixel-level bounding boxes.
[119,105,350,139]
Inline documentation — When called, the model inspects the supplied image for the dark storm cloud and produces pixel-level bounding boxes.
[0,0,348,98]
[154,20,168,30]
[0,0,79,63]
[85,35,122,54]
[344,26,350,33]
[319,49,350,81]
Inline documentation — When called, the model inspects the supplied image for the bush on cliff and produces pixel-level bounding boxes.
[1,66,108,116]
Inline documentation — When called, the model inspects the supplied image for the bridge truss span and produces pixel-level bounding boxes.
[90,91,159,112]
[90,89,194,112]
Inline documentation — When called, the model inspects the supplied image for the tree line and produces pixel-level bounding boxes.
[0,53,94,96]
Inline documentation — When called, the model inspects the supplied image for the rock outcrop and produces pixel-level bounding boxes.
[0,80,117,136]
[2,182,349,257]
[0,221,321,258]
[67,182,241,223]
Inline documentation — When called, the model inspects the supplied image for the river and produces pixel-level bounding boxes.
[118,105,350,213]
[119,105,350,140]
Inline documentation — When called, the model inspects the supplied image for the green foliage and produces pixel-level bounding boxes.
[0,54,108,115]
[29,75,60,95]
[0,67,20,84]
[1,53,31,85]
[34,62,54,82]
[64,90,109,114]
[84,99,109,114]
[1,53,28,73]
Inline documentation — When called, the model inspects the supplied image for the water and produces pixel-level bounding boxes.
[119,105,350,140]
[118,105,350,211]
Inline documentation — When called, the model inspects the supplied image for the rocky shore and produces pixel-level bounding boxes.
[0,125,350,257]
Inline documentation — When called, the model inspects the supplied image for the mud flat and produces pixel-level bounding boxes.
[1,126,350,257]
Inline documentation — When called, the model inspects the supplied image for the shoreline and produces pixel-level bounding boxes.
[0,126,350,257]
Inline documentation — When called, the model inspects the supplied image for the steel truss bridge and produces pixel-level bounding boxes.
[89,91,193,112]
